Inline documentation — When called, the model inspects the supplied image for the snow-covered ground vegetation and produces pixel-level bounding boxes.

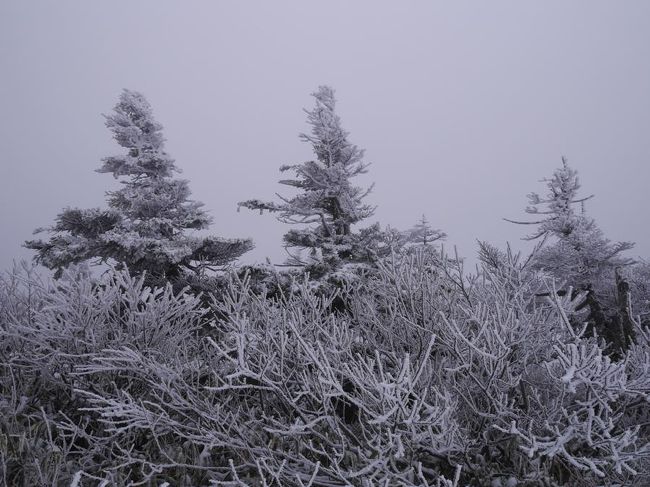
[1,250,648,485]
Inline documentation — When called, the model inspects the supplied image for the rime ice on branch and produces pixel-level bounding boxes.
[26,90,252,283]
[239,86,378,274]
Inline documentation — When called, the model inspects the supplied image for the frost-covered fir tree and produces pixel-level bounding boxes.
[239,86,377,275]
[26,90,252,285]
[505,157,633,286]
[403,215,446,248]
[506,158,635,352]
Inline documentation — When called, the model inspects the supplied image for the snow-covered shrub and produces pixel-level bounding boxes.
[0,265,207,485]
[352,248,649,485]
[54,271,464,485]
[627,260,650,326]
[1,252,648,485]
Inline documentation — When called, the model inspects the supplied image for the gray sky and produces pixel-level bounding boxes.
[1,1,649,272]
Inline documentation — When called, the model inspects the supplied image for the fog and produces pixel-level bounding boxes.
[1,1,649,271]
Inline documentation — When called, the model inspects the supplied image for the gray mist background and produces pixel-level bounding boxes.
[1,1,649,272]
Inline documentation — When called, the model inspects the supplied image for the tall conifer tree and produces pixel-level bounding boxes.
[27,90,252,284]
[506,157,633,286]
[507,158,635,352]
[239,86,377,274]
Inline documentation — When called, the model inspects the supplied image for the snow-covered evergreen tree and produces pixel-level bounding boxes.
[26,89,252,284]
[506,157,633,287]
[403,214,446,248]
[239,86,377,275]
[507,158,636,352]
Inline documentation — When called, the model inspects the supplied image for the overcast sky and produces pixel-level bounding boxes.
[1,1,649,272]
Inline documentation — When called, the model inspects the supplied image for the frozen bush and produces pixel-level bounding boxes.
[1,252,648,485]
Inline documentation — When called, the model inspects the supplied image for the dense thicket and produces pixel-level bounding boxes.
[1,255,648,486]
[3,87,649,486]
